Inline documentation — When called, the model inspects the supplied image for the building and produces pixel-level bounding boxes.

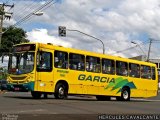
[129,55,147,62]
[149,59,160,69]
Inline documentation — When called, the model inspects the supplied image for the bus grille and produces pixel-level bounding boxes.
[10,76,27,80]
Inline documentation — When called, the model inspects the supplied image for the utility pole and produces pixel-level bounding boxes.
[147,38,153,62]
[0,3,14,63]
[0,3,4,49]
[0,3,14,48]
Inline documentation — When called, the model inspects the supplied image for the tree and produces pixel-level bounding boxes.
[0,67,7,80]
[0,26,29,62]
[1,26,29,52]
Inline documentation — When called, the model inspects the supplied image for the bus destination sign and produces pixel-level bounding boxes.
[14,44,36,52]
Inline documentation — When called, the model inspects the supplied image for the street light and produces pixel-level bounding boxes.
[0,11,44,47]
[32,12,44,16]
[65,28,105,54]
[131,41,147,57]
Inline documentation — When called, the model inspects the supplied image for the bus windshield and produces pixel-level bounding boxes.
[8,52,35,75]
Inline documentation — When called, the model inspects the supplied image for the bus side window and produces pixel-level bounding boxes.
[86,56,101,73]
[116,61,128,76]
[141,65,151,79]
[102,59,115,75]
[54,51,68,69]
[69,53,85,71]
[129,63,140,78]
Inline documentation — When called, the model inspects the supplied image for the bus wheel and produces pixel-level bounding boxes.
[31,91,42,99]
[117,87,130,101]
[96,96,111,101]
[54,83,67,99]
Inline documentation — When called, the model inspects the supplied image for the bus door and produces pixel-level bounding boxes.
[36,50,54,92]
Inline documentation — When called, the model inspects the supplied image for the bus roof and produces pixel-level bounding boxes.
[15,42,156,67]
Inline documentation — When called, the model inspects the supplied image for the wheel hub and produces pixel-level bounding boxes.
[59,87,64,95]
[123,90,128,100]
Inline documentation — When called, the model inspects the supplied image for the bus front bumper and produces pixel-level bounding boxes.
[7,82,34,92]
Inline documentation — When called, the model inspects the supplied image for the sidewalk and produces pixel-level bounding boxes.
[0,90,7,94]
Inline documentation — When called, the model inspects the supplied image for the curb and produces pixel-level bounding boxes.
[0,90,7,94]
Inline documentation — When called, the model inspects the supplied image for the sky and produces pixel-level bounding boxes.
[1,0,160,67]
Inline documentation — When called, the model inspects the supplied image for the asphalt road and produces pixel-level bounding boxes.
[0,92,160,120]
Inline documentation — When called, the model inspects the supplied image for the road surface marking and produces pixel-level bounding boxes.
[133,98,160,102]
[18,109,46,113]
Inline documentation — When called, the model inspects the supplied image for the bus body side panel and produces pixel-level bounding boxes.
[54,69,122,96]
[131,79,158,98]
[129,78,148,98]
[53,69,82,94]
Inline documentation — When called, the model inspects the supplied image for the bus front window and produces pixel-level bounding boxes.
[9,52,35,74]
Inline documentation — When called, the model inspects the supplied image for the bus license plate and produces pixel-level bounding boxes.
[14,88,20,91]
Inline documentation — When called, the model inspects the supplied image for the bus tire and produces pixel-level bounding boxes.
[31,91,42,99]
[96,96,111,101]
[54,83,67,99]
[117,87,130,101]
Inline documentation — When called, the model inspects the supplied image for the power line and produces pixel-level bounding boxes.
[131,41,147,56]
[21,0,57,24]
[2,0,57,34]
[20,2,56,27]
[40,0,56,12]
[111,40,149,55]
[14,1,38,21]
[13,0,53,27]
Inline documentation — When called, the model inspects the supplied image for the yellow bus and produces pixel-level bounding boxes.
[7,42,158,101]
[157,68,160,88]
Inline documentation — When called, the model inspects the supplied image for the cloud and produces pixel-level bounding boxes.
[26,29,72,48]
[4,0,160,59]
